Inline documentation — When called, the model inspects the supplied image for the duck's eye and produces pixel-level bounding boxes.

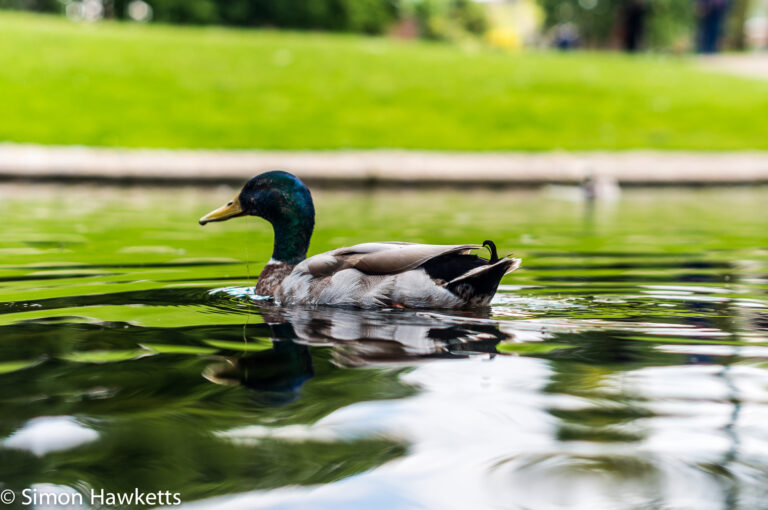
[227,201,233,206]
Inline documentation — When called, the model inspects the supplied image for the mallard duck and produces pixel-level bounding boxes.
[199,171,520,308]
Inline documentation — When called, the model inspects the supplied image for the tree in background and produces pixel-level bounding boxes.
[0,0,488,40]
[402,0,488,39]
[725,0,750,49]
[645,0,694,50]
[128,0,400,32]
[0,0,59,12]
[0,0,402,32]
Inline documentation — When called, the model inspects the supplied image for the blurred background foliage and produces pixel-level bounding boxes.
[1,0,766,50]
[538,0,755,51]
[0,0,753,50]
[539,0,693,50]
[0,0,490,39]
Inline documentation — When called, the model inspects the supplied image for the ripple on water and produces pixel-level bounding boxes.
[1,186,768,509]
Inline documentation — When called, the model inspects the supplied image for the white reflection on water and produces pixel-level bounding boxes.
[187,281,768,510]
[188,350,768,510]
[3,416,99,457]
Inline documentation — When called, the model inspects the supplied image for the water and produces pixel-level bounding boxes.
[1,184,767,510]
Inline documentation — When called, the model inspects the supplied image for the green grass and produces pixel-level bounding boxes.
[1,11,768,150]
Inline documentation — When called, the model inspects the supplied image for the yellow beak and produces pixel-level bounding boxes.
[199,197,244,225]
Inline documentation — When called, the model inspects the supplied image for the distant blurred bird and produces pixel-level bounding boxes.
[582,174,621,203]
[199,171,520,308]
[543,173,620,203]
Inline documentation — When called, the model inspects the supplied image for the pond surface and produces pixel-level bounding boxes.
[0,184,767,510]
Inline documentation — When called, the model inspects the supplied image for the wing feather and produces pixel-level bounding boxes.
[353,243,480,274]
[298,242,482,277]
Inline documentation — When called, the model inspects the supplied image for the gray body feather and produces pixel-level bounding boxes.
[267,242,520,309]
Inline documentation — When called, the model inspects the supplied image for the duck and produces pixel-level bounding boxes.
[199,171,520,308]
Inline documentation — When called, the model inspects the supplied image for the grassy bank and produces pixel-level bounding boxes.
[1,11,767,151]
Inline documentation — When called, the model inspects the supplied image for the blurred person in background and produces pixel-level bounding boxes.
[697,0,729,52]
[621,0,649,52]
[553,22,580,49]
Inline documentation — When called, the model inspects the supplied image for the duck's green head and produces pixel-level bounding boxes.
[199,171,315,264]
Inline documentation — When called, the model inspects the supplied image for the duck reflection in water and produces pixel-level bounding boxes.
[203,306,512,403]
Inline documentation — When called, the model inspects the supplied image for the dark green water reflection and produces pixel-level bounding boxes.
[0,184,767,509]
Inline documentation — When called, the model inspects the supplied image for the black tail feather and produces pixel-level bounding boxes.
[447,258,517,305]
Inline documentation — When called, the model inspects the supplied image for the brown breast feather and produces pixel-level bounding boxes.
[255,263,295,296]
